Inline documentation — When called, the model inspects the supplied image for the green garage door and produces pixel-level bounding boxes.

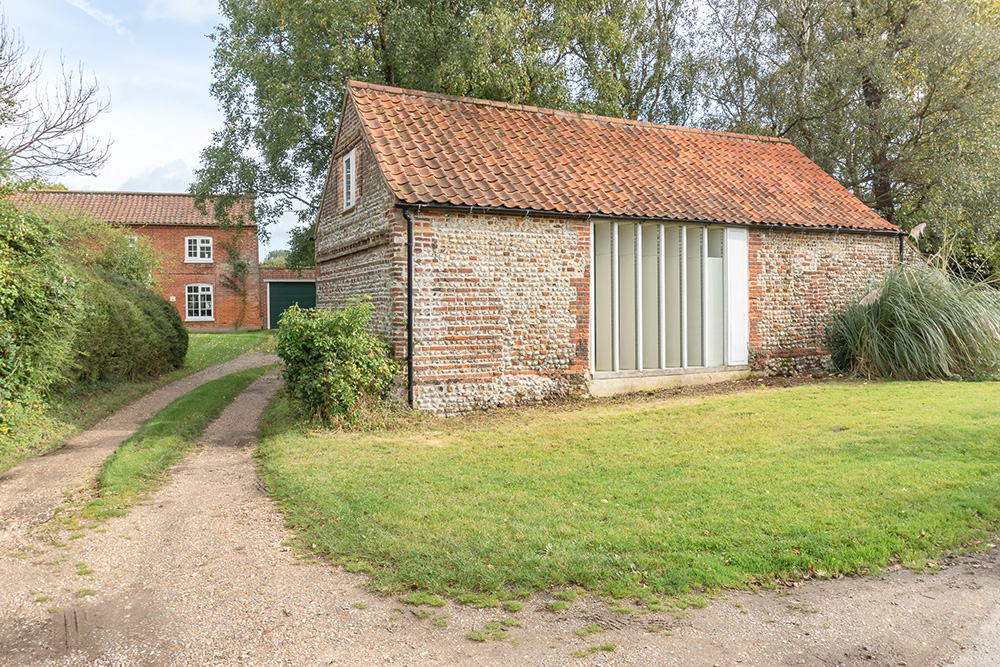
[268,281,316,329]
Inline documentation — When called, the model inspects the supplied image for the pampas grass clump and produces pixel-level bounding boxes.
[828,265,1000,380]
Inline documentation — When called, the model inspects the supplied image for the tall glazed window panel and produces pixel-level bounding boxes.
[641,224,660,369]
[726,227,750,365]
[594,222,614,372]
[664,226,683,367]
[685,227,704,367]
[704,227,725,367]
[618,223,637,371]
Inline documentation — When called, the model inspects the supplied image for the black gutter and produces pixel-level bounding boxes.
[394,201,906,238]
[401,208,415,408]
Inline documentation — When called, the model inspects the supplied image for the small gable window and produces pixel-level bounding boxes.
[186,284,214,321]
[186,236,213,263]
[342,149,356,211]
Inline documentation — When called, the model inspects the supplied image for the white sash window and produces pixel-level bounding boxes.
[186,284,214,322]
[185,236,213,263]
[342,149,356,210]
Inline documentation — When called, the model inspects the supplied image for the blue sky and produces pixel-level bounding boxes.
[5,0,291,255]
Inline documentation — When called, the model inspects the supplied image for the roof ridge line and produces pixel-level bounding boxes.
[346,79,791,145]
[30,189,197,197]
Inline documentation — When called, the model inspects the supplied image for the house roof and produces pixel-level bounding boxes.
[348,80,897,232]
[15,190,254,227]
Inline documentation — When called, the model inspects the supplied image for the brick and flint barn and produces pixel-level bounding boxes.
[315,80,907,415]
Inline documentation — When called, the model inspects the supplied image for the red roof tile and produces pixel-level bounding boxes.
[14,190,254,227]
[348,81,896,232]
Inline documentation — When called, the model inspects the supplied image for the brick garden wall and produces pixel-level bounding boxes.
[131,224,261,331]
[749,228,900,374]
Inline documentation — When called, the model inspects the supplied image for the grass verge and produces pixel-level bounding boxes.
[1,331,274,473]
[58,366,268,526]
[181,330,275,372]
[258,380,1000,602]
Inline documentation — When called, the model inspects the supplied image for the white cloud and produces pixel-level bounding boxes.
[144,0,219,24]
[259,211,303,256]
[63,0,130,37]
[116,159,194,193]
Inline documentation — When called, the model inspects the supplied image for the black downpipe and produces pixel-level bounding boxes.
[403,208,415,407]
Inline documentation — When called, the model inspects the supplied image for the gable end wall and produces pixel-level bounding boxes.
[315,97,405,344]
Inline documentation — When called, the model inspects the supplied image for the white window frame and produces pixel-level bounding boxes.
[185,283,214,322]
[185,236,213,263]
[342,148,356,211]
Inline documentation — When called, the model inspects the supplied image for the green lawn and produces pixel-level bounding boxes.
[1,331,275,473]
[182,330,275,372]
[258,380,1000,603]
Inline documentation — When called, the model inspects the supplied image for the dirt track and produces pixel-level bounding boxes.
[2,366,1000,666]
[0,352,278,550]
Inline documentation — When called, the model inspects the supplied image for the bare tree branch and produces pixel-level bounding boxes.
[0,14,111,178]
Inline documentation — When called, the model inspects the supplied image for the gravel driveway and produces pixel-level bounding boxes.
[3,365,1000,666]
[0,352,278,550]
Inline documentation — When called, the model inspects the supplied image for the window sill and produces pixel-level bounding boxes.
[185,316,215,322]
[589,366,753,397]
[592,364,750,380]
[185,258,214,264]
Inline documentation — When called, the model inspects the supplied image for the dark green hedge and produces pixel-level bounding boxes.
[68,270,188,384]
[2,196,188,439]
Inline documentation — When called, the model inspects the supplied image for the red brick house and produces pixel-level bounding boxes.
[315,80,910,414]
[22,191,262,331]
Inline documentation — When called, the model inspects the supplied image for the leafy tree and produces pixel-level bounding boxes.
[564,0,702,125]
[285,224,315,269]
[261,248,289,268]
[700,0,1000,240]
[194,0,712,232]
[197,0,1000,273]
[192,0,573,232]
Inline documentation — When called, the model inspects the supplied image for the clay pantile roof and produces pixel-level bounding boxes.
[347,81,896,232]
[15,190,254,227]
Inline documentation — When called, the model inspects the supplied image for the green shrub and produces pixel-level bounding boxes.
[1,193,186,441]
[828,264,1000,380]
[0,200,79,435]
[276,300,398,423]
[67,270,188,384]
[43,208,159,288]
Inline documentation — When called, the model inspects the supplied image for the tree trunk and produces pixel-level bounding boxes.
[862,76,894,223]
